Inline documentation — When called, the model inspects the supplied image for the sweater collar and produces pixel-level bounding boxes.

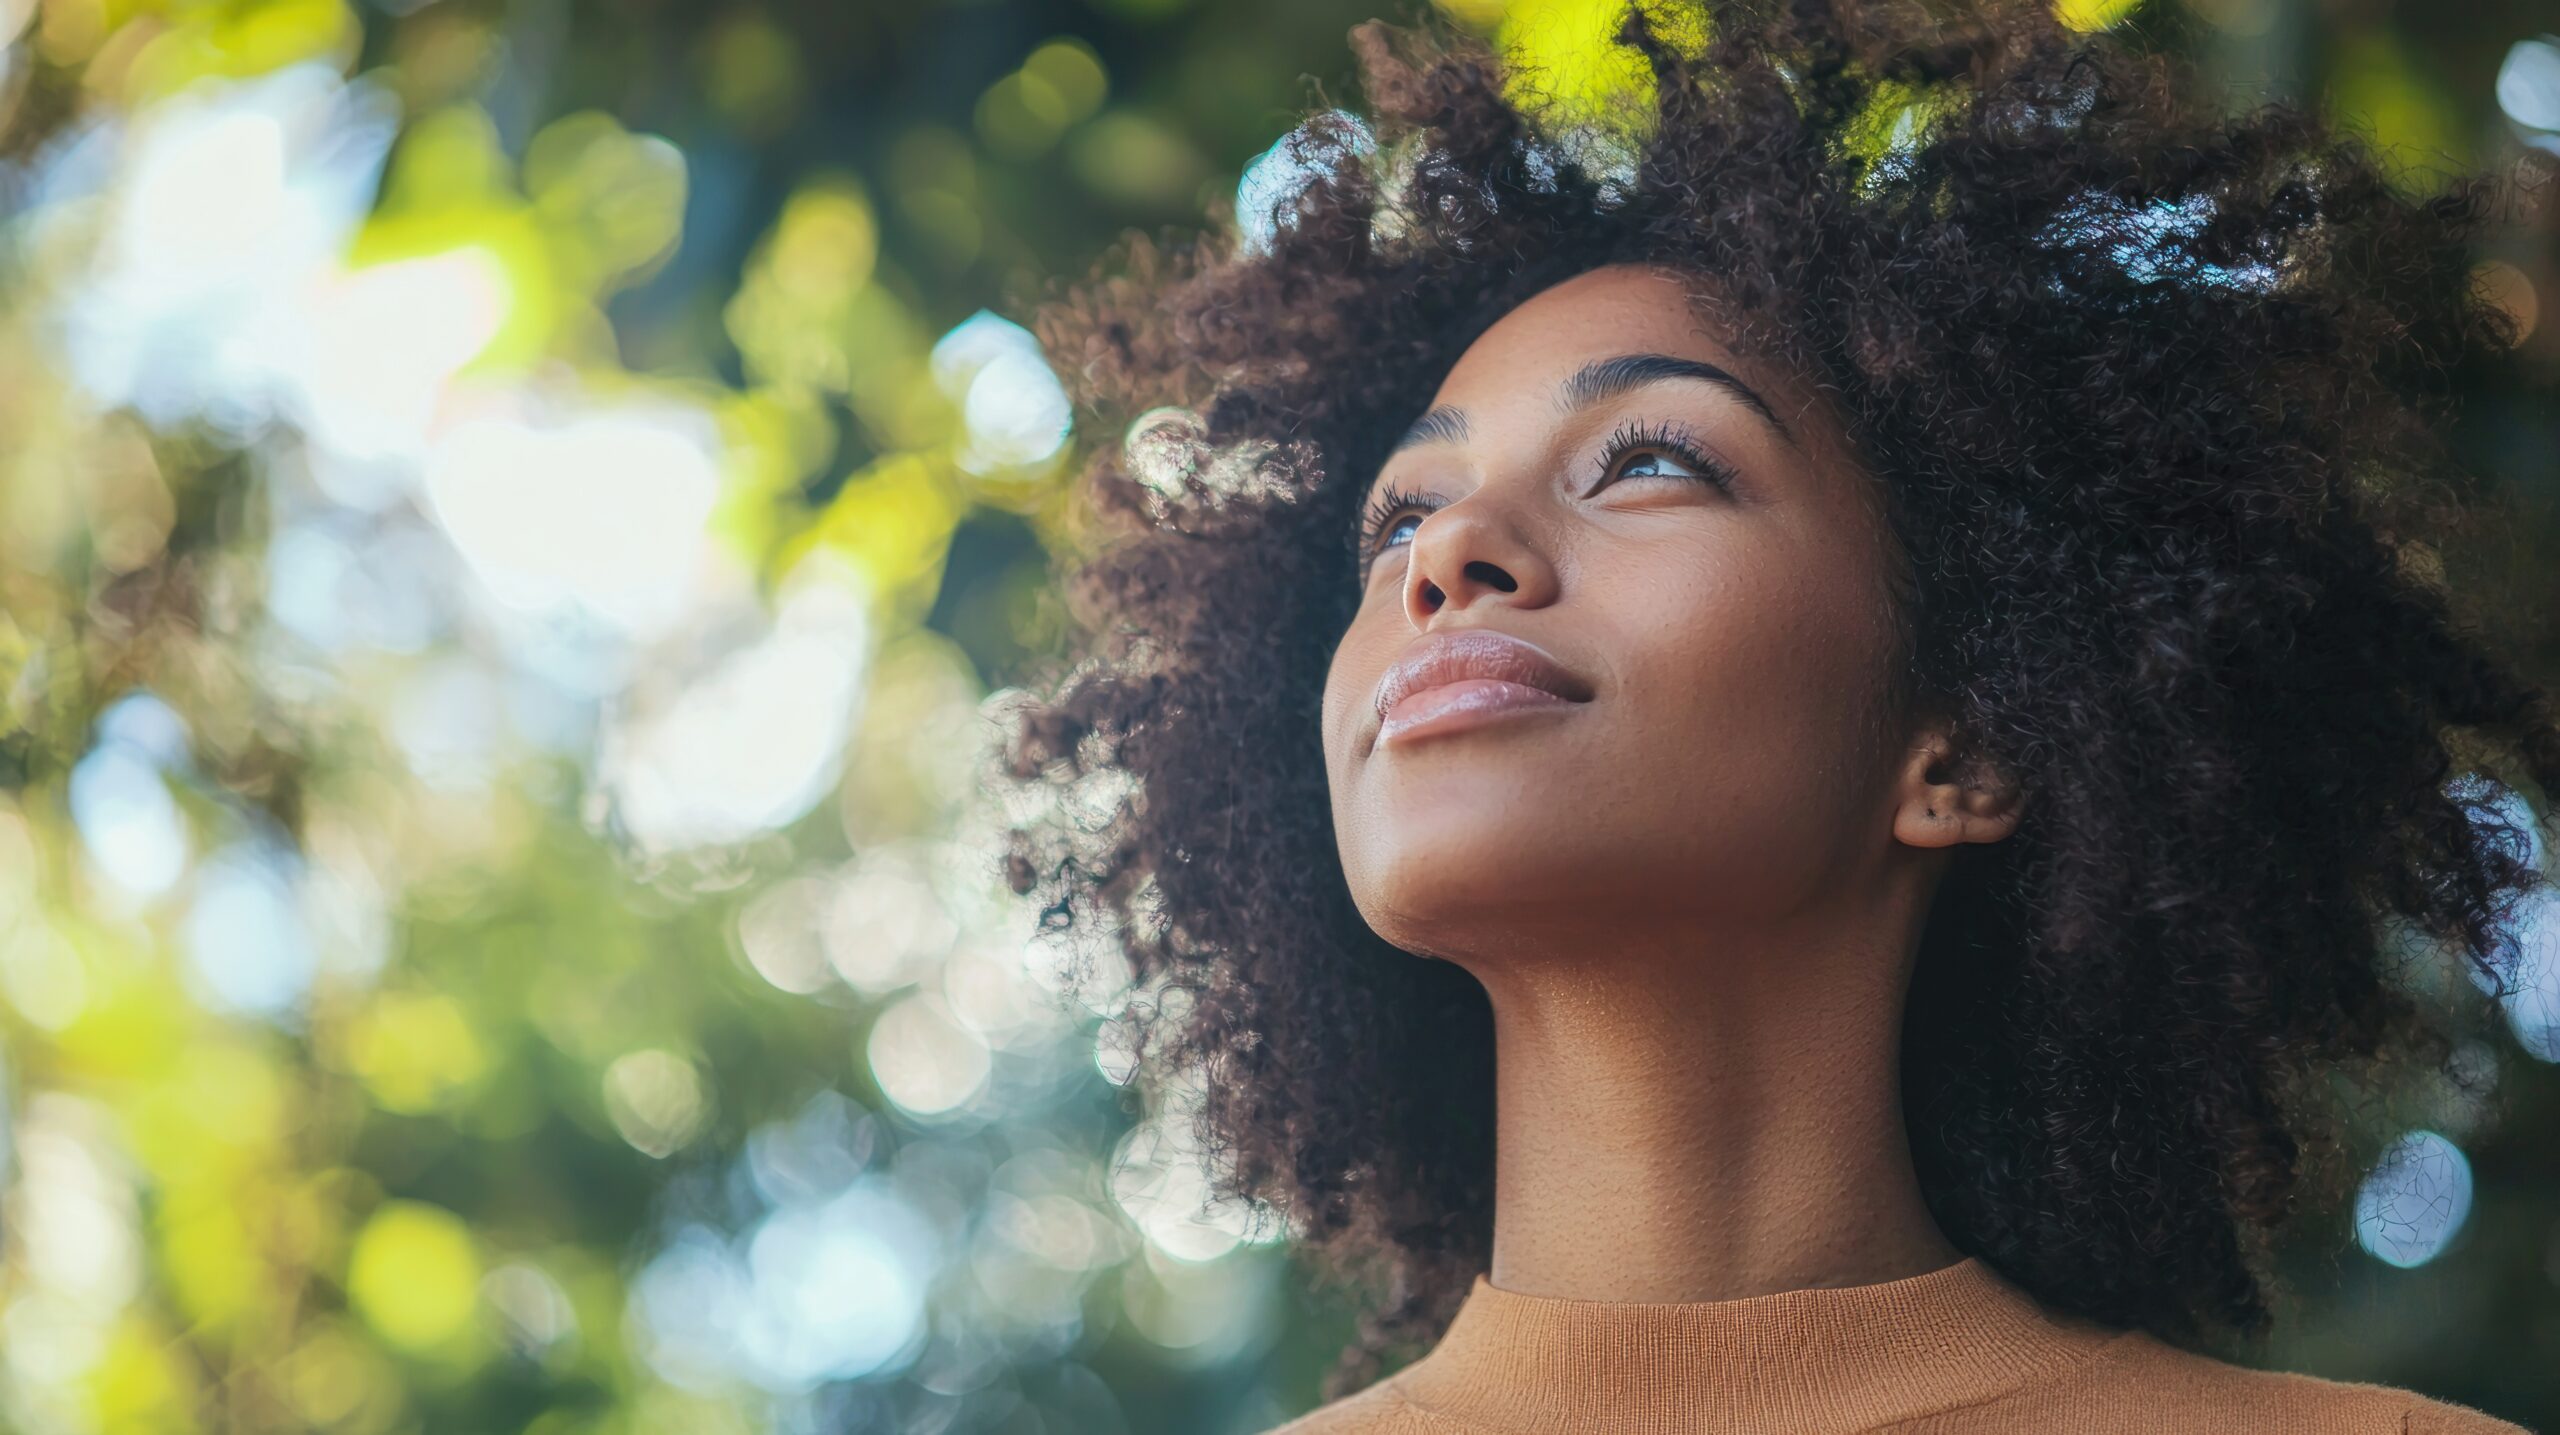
[1388,1257,2123,1434]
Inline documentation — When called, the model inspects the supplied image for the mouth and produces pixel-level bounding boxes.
[1372,629,1593,748]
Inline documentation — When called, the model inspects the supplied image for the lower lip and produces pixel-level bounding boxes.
[1377,679,1578,747]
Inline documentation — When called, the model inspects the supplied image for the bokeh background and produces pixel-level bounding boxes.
[0,0,2556,1430]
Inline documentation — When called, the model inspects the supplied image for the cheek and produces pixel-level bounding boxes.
[1654,557,1872,712]
[1319,624,1380,791]
[1604,544,1897,857]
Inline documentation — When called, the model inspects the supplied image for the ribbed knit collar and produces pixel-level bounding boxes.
[1386,1256,2126,1434]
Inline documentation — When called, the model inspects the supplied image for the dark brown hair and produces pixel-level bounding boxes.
[1001,0,2558,1395]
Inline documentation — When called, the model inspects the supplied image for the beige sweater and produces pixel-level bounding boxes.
[1263,1256,2532,1434]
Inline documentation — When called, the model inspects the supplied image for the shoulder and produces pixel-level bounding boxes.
[1254,1377,1465,1435]
[1954,1328,2534,1434]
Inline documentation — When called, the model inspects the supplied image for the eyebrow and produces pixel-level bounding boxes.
[1387,351,1793,456]
[1393,405,1471,451]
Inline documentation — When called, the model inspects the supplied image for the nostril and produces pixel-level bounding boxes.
[1417,579,1445,612]
[1465,561,1518,594]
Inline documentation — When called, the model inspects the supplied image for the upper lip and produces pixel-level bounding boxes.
[1372,628,1594,721]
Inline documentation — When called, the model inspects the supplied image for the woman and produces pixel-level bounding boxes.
[1001,1,2553,1429]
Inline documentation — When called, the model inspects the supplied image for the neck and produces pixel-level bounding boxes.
[1474,905,1961,1303]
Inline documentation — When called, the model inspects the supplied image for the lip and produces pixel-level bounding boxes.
[1372,629,1593,748]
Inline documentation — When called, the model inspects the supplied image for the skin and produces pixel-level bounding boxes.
[1318,263,2024,1303]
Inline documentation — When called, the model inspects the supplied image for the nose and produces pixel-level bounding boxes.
[1401,492,1559,630]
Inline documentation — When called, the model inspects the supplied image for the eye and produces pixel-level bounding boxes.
[1619,450,1696,479]
[1597,423,1730,487]
[1353,481,1440,572]
[1592,419,1738,494]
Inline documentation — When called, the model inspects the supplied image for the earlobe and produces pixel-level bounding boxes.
[1892,728,2024,850]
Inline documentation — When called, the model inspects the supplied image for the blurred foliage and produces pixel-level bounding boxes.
[0,0,2553,1433]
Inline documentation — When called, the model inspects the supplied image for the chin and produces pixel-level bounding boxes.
[1341,817,1617,959]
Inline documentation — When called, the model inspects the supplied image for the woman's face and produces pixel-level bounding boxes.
[1320,263,1918,960]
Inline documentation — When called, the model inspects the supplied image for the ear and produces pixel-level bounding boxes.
[1890,721,2024,851]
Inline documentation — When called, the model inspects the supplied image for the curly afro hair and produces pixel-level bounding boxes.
[999,0,2560,1396]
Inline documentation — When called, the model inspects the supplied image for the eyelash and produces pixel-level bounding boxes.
[1351,419,1738,569]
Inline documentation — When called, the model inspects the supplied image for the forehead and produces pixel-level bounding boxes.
[1430,263,1758,407]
